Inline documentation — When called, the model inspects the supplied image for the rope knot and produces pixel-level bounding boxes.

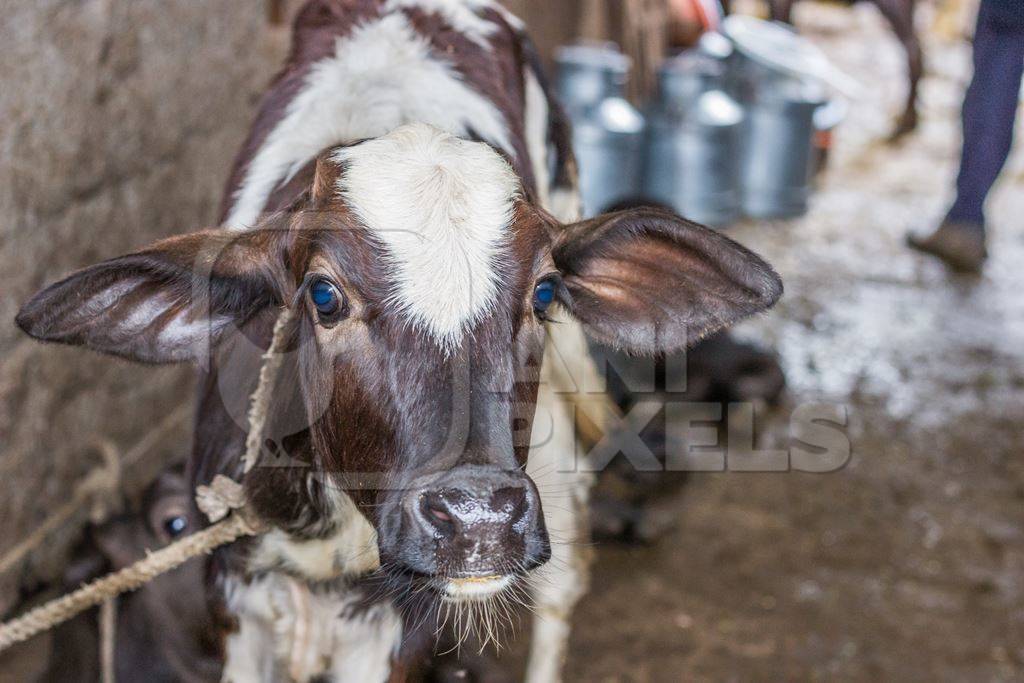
[195,475,248,523]
[195,475,269,536]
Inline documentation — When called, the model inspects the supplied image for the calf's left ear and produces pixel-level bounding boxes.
[552,208,782,353]
[15,228,288,365]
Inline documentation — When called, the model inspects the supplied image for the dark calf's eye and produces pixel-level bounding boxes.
[163,515,188,539]
[309,278,346,323]
[533,279,557,317]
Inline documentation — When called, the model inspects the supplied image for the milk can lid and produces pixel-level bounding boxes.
[723,15,862,97]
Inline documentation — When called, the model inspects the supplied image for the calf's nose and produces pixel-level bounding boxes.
[406,466,549,575]
[420,485,528,537]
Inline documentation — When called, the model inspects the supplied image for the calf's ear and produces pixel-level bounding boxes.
[552,208,782,353]
[16,228,289,364]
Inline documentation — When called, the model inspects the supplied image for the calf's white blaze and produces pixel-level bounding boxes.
[226,12,514,230]
[335,123,518,349]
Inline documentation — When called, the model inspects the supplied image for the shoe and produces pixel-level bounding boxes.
[907,221,987,273]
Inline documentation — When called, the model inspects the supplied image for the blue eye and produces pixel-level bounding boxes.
[310,279,344,320]
[163,515,188,538]
[533,279,557,315]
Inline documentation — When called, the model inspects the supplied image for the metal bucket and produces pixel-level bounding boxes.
[723,17,838,219]
[556,44,646,217]
[573,99,646,216]
[696,31,743,98]
[739,75,826,219]
[643,53,744,227]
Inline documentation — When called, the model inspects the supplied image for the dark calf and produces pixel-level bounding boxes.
[43,468,221,683]
[591,331,786,543]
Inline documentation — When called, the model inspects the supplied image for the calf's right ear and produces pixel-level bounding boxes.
[15,228,289,365]
[552,207,783,353]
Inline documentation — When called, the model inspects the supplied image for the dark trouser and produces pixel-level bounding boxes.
[945,0,1024,227]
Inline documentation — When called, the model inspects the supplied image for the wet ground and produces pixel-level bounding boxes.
[562,5,1024,682]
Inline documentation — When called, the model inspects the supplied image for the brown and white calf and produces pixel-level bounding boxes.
[17,1,782,680]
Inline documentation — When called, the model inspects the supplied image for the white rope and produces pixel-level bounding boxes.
[244,309,294,473]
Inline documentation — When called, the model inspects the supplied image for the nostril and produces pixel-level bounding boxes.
[429,506,452,523]
[419,493,457,536]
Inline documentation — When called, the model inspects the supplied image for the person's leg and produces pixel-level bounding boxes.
[909,0,1024,272]
[946,0,1024,226]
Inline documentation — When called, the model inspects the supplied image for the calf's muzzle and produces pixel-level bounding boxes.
[384,464,549,590]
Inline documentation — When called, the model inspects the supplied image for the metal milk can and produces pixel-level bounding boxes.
[643,51,745,227]
[738,72,827,219]
[555,44,646,217]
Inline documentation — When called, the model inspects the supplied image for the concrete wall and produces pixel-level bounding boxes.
[0,0,292,613]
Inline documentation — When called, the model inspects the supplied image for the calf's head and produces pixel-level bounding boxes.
[16,124,781,599]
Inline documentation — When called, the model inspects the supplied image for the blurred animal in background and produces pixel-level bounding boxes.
[719,0,922,138]
[42,467,222,683]
[588,199,786,543]
[591,331,786,542]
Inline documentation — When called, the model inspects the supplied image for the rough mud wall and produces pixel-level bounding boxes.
[0,0,292,615]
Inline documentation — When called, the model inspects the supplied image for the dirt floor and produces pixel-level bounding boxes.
[561,6,1024,682]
